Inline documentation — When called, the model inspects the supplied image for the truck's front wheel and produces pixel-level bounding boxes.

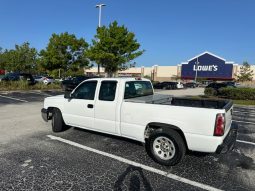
[146,129,186,166]
[52,108,66,132]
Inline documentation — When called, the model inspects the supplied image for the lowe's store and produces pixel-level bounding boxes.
[180,51,237,81]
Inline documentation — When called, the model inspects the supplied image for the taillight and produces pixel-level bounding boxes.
[214,113,225,136]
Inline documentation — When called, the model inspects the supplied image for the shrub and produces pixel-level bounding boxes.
[218,87,255,100]
[204,87,217,96]
[0,81,61,91]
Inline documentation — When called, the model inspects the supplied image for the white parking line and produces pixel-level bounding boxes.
[29,91,52,96]
[47,135,222,191]
[0,95,28,102]
[237,140,255,146]
[232,120,255,125]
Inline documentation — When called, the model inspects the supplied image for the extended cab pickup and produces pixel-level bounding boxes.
[41,78,237,166]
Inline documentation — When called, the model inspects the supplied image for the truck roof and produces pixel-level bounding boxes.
[85,77,151,82]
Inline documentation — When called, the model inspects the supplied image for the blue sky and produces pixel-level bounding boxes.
[0,0,254,66]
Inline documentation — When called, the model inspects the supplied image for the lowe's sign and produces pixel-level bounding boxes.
[181,52,234,80]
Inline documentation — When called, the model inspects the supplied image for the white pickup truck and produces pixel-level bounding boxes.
[41,78,237,166]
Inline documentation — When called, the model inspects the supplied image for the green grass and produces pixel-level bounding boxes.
[232,100,255,106]
[0,81,62,91]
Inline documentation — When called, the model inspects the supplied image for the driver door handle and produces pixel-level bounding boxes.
[87,104,94,109]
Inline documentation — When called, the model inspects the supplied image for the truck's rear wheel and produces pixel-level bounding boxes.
[146,129,186,166]
[52,108,66,132]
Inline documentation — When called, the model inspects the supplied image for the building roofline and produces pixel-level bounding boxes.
[187,51,226,62]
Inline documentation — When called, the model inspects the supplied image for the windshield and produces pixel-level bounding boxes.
[124,81,153,99]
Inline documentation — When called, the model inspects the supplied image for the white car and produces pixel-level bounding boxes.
[41,78,237,166]
[43,77,54,85]
[34,76,46,82]
[176,82,184,89]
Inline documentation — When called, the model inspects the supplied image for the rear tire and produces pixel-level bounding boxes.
[52,108,66,132]
[145,129,186,166]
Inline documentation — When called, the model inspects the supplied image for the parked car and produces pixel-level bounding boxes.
[42,78,237,166]
[43,76,54,85]
[184,82,197,88]
[61,76,98,91]
[201,80,214,87]
[34,76,46,82]
[176,82,184,89]
[222,81,237,87]
[0,72,36,85]
[153,82,178,90]
[205,82,236,93]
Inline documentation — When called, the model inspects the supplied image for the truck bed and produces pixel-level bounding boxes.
[125,94,232,110]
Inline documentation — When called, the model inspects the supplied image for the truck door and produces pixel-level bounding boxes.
[94,80,118,134]
[63,80,98,129]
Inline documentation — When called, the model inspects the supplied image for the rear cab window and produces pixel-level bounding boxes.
[124,81,153,99]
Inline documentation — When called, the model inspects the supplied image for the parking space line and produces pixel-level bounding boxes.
[237,140,255,146]
[47,135,222,191]
[233,120,255,125]
[29,91,52,96]
[0,95,28,102]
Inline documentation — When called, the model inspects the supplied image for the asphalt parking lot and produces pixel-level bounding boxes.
[0,90,255,191]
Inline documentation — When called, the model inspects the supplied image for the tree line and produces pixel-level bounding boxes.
[0,21,144,78]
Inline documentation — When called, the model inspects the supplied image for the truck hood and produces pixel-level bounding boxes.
[46,94,65,99]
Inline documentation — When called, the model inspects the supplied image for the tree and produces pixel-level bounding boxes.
[0,42,37,73]
[86,21,144,76]
[236,61,254,82]
[40,32,90,77]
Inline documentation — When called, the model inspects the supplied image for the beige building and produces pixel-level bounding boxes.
[84,52,255,82]
[84,65,179,81]
[84,64,255,82]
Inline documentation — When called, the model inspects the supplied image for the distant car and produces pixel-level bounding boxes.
[176,82,184,89]
[201,80,213,87]
[0,73,36,85]
[222,81,237,87]
[205,82,236,93]
[153,82,178,90]
[184,82,197,88]
[61,76,98,91]
[43,76,54,85]
[34,76,46,82]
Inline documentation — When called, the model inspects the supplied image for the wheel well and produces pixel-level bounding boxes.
[144,122,188,150]
[47,107,58,120]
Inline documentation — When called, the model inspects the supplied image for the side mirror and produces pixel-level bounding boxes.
[64,91,73,99]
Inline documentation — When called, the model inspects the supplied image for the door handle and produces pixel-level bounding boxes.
[87,104,94,109]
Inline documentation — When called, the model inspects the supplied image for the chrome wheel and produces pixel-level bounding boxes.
[153,136,176,160]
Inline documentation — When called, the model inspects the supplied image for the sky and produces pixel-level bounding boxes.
[0,0,255,67]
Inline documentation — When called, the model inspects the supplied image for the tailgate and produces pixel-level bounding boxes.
[224,101,233,133]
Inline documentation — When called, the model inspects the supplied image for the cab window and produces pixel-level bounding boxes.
[124,81,153,99]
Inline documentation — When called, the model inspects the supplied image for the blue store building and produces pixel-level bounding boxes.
[180,51,237,81]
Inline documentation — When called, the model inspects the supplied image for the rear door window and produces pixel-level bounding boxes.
[99,81,117,101]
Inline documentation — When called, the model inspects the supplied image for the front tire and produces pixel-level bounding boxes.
[146,129,186,166]
[52,108,66,132]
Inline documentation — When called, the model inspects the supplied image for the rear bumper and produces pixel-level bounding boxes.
[41,108,48,122]
[216,122,238,154]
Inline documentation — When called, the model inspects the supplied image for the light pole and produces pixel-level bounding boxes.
[96,3,106,75]
[194,57,199,83]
